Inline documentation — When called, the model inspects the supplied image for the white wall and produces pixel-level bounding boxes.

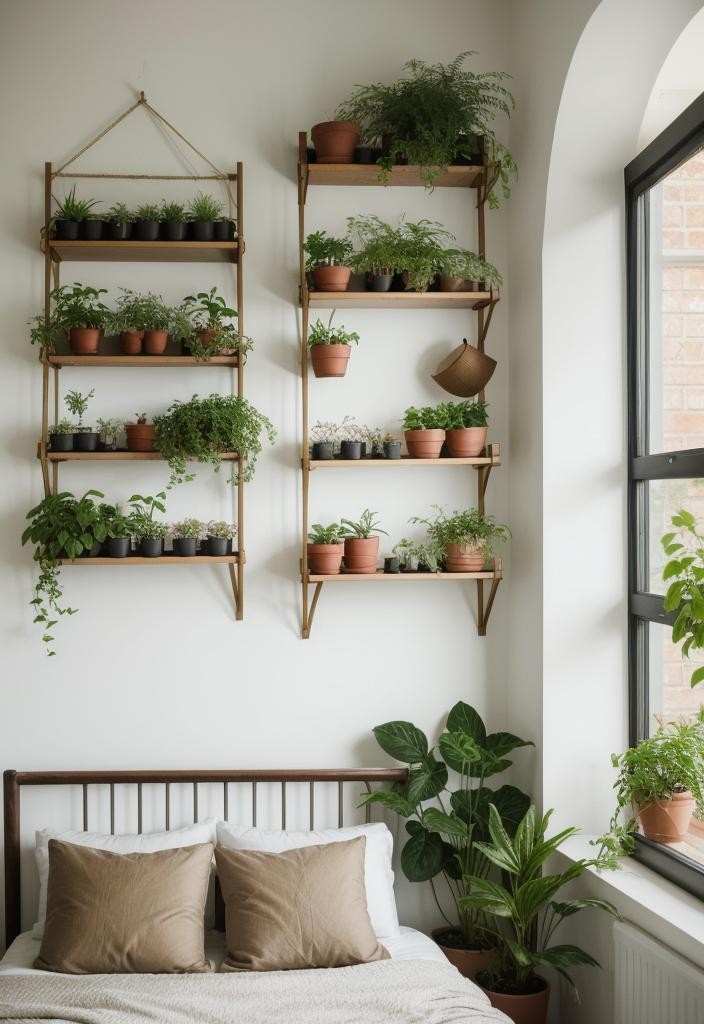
[0,0,515,943]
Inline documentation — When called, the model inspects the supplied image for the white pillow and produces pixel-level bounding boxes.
[216,820,400,939]
[33,818,218,939]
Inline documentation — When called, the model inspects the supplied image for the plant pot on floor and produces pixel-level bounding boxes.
[73,432,99,452]
[120,330,144,355]
[339,440,362,459]
[312,265,352,292]
[125,422,156,452]
[162,220,187,241]
[445,426,487,458]
[139,538,164,558]
[213,219,236,241]
[445,542,486,573]
[308,542,344,575]
[173,537,197,557]
[637,791,695,843]
[54,218,79,240]
[431,929,497,980]
[135,219,160,241]
[105,537,131,558]
[191,220,214,241]
[311,441,334,460]
[404,428,445,459]
[344,536,379,574]
[478,975,550,1024]
[310,343,351,378]
[311,121,360,163]
[143,330,168,355]
[49,431,74,452]
[68,327,101,355]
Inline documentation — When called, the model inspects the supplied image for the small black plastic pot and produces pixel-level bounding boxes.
[74,432,99,452]
[311,441,334,460]
[109,221,132,240]
[80,541,102,558]
[417,562,431,573]
[390,272,407,292]
[384,556,400,574]
[49,432,74,452]
[163,220,187,241]
[81,219,105,240]
[172,537,197,556]
[105,537,131,558]
[307,147,317,164]
[139,537,164,558]
[55,218,79,240]
[340,440,362,460]
[384,440,401,459]
[355,146,376,164]
[213,219,236,241]
[206,536,230,556]
[371,442,385,459]
[190,220,214,241]
[135,219,160,241]
[366,273,393,292]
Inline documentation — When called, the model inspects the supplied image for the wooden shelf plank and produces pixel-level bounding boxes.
[305,569,502,583]
[40,449,239,462]
[48,354,239,368]
[306,451,501,470]
[306,164,485,188]
[305,290,496,310]
[62,554,240,565]
[45,239,239,264]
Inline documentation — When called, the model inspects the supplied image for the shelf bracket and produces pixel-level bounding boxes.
[228,562,242,621]
[476,293,498,347]
[302,581,323,639]
[476,559,503,636]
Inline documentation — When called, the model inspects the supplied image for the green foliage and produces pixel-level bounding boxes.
[439,399,489,429]
[461,805,617,994]
[154,393,276,487]
[307,309,360,348]
[50,418,73,434]
[188,192,224,221]
[308,521,345,544]
[29,283,109,354]
[304,230,353,270]
[340,509,387,539]
[64,388,94,428]
[335,51,516,203]
[134,203,162,222]
[661,509,704,687]
[128,492,167,540]
[206,519,237,540]
[347,214,407,275]
[403,405,446,430]
[55,186,99,222]
[184,287,237,328]
[160,200,187,222]
[107,289,152,334]
[181,287,252,362]
[99,503,132,540]
[171,517,203,539]
[412,504,510,557]
[106,202,132,227]
[436,248,503,287]
[365,702,533,948]
[399,219,455,291]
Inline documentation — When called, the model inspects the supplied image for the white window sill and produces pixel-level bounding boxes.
[558,835,704,967]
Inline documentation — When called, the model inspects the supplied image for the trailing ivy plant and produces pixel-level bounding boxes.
[154,393,276,487]
[662,508,704,687]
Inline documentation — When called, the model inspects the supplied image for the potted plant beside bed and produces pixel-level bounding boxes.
[307,521,346,575]
[436,249,503,293]
[403,405,446,458]
[308,310,359,378]
[363,702,533,979]
[412,505,510,572]
[440,398,489,457]
[340,509,386,574]
[64,388,98,452]
[304,230,354,292]
[129,492,168,558]
[188,192,224,241]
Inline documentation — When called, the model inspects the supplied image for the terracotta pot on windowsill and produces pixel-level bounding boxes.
[431,928,497,980]
[637,790,695,843]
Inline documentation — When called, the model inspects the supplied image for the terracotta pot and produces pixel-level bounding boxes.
[143,329,169,355]
[437,274,468,292]
[446,426,487,458]
[120,330,144,355]
[432,339,497,398]
[125,423,156,452]
[445,542,486,573]
[431,929,497,980]
[310,343,351,378]
[68,327,101,355]
[344,536,379,574]
[311,120,360,163]
[481,981,550,1024]
[307,542,344,575]
[637,791,695,843]
[404,428,445,459]
[312,265,352,292]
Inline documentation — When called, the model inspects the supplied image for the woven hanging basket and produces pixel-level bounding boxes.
[431,338,496,397]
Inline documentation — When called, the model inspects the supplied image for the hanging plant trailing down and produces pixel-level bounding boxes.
[154,393,276,487]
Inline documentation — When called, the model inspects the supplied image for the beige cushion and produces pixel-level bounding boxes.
[215,837,389,972]
[35,840,214,974]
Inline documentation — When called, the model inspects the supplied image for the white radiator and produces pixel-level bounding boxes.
[614,920,704,1024]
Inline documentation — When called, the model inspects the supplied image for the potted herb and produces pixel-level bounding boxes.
[134,203,161,241]
[403,405,446,458]
[436,249,503,292]
[139,293,191,355]
[309,420,337,461]
[182,287,249,361]
[661,508,704,688]
[307,522,346,575]
[440,399,489,457]
[101,504,133,557]
[21,489,107,653]
[125,413,156,452]
[399,219,455,292]
[48,418,74,453]
[413,540,444,573]
[129,492,167,557]
[188,192,224,241]
[463,805,617,1023]
[338,418,370,460]
[205,520,236,556]
[369,427,384,459]
[307,309,359,378]
[412,505,510,572]
[29,283,109,356]
[392,538,415,572]
[311,120,360,163]
[106,202,133,241]
[364,703,533,978]
[64,388,97,451]
[108,288,150,354]
[347,214,404,292]
[340,509,386,574]
[171,518,203,556]
[384,433,401,459]
[154,393,276,487]
[51,187,99,240]
[304,230,354,292]
[96,417,123,452]
[160,200,188,241]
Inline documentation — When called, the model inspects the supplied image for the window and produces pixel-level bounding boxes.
[626,93,704,898]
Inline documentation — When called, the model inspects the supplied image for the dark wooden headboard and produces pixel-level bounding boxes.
[3,768,407,947]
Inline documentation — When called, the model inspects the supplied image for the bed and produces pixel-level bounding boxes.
[1,769,510,1023]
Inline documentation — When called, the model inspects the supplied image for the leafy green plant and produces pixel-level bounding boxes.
[304,230,353,271]
[107,289,152,334]
[206,520,237,540]
[363,702,533,950]
[106,202,132,227]
[188,192,224,221]
[403,405,446,431]
[662,509,704,687]
[439,399,489,429]
[392,537,415,569]
[135,203,162,222]
[411,540,445,572]
[100,504,132,540]
[29,283,109,354]
[347,214,406,275]
[308,522,346,545]
[308,310,360,348]
[154,393,276,486]
[63,389,94,429]
[171,518,204,539]
[436,248,503,288]
[462,805,617,996]
[128,492,167,540]
[340,509,387,539]
[160,200,187,222]
[96,417,123,448]
[55,186,99,223]
[181,287,252,361]
[412,505,510,558]
[335,51,516,204]
[399,219,456,291]
[184,287,237,329]
[50,418,73,435]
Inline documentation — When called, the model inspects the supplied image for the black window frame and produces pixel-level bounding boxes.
[626,92,704,902]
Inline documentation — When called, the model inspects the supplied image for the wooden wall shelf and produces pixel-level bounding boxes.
[48,355,239,368]
[39,448,238,463]
[306,445,501,471]
[305,290,497,310]
[306,163,485,189]
[44,239,239,264]
[62,554,240,565]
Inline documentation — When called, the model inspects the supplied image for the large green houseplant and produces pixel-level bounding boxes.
[363,702,533,974]
[661,508,704,688]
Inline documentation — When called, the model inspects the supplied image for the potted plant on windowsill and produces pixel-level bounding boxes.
[134,203,162,242]
[340,509,386,574]
[29,283,109,356]
[160,200,188,242]
[307,521,346,575]
[125,413,156,452]
[304,230,354,292]
[462,804,617,1024]
[129,492,168,557]
[50,187,99,240]
[436,249,503,293]
[363,702,533,979]
[188,192,225,241]
[440,398,489,457]
[48,418,74,452]
[403,405,446,458]
[412,505,509,572]
[308,309,359,378]
[171,518,203,556]
[64,388,97,451]
[204,520,236,556]
[106,202,133,241]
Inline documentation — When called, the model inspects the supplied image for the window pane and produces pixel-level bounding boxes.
[649,148,704,454]
[647,478,704,592]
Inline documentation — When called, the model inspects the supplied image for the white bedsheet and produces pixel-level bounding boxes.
[0,926,447,976]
